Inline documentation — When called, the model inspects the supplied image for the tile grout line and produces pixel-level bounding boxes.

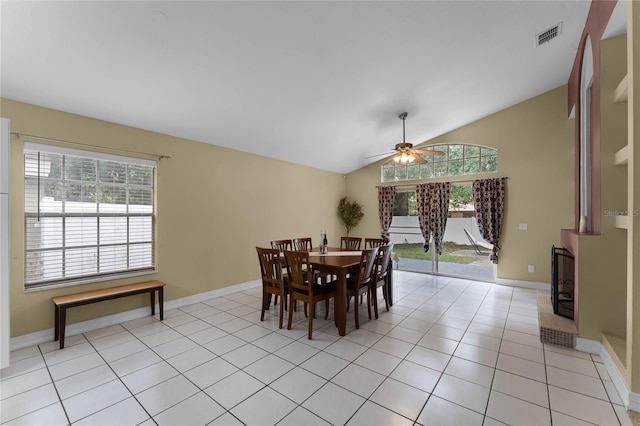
[80,326,159,425]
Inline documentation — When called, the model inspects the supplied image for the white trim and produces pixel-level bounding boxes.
[10,279,261,351]
[495,277,549,291]
[0,118,10,369]
[24,142,156,167]
[576,337,636,411]
[629,392,640,414]
[575,337,601,354]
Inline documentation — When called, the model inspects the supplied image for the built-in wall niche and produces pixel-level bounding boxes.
[614,73,628,103]
[613,72,630,231]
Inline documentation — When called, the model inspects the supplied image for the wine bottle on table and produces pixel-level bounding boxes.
[323,230,328,253]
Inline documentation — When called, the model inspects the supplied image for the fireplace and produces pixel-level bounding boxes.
[551,246,575,320]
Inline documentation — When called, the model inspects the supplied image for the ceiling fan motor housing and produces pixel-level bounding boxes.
[395,142,414,152]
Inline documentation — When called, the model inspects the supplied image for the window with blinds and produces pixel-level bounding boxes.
[24,143,156,290]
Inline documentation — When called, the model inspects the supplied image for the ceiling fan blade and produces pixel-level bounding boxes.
[413,149,445,156]
[411,155,428,164]
[365,151,395,159]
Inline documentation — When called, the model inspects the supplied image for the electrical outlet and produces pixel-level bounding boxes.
[528,265,535,273]
[519,223,528,231]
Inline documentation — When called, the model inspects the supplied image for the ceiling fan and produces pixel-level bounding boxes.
[373,112,445,165]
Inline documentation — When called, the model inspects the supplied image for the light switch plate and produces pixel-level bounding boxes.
[519,223,528,231]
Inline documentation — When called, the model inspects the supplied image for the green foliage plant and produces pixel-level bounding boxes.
[449,185,474,211]
[337,197,364,236]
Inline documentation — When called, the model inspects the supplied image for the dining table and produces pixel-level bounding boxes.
[307,247,393,336]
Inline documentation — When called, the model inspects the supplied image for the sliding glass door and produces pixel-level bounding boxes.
[389,186,494,281]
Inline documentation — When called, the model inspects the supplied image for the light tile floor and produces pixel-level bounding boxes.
[1,271,638,425]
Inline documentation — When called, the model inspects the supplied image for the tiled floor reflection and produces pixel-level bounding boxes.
[1,271,636,425]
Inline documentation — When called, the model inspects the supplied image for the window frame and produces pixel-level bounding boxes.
[23,142,157,291]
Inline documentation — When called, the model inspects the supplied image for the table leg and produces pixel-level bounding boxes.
[335,269,347,336]
[159,287,164,321]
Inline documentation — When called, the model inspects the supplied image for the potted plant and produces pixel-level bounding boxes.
[337,197,364,236]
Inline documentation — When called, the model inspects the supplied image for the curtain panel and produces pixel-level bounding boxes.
[377,186,396,240]
[473,177,506,264]
[416,182,451,255]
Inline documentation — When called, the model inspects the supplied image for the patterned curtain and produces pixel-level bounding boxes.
[473,178,506,264]
[416,182,451,255]
[377,186,396,240]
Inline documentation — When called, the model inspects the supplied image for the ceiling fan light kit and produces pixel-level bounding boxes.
[385,112,444,165]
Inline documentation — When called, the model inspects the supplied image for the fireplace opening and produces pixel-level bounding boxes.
[551,246,575,320]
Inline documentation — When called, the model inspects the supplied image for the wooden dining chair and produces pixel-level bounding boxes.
[256,247,288,329]
[346,247,379,329]
[371,243,394,319]
[340,236,362,251]
[292,237,313,251]
[284,250,336,339]
[292,236,333,286]
[269,240,293,307]
[364,238,389,249]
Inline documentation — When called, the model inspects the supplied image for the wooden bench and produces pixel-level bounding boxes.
[52,280,165,349]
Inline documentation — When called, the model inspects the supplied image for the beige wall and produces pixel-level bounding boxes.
[2,98,346,337]
[346,86,575,283]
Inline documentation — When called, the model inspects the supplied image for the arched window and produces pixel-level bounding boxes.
[381,144,497,182]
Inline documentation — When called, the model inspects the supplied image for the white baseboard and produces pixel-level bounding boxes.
[495,277,550,291]
[575,337,602,355]
[10,279,261,351]
[576,337,636,411]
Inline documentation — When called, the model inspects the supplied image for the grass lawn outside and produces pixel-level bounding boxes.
[393,242,479,264]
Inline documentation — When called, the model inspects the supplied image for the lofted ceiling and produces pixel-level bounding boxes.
[0,1,627,174]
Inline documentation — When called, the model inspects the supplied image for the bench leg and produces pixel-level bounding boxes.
[159,288,164,321]
[150,290,156,316]
[59,307,67,350]
[54,305,60,341]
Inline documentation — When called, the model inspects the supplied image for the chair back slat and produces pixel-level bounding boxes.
[340,237,362,250]
[284,250,312,293]
[271,239,292,252]
[352,247,379,287]
[365,238,389,249]
[375,243,394,282]
[292,237,313,251]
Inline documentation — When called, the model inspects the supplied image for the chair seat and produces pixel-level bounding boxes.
[346,276,368,291]
[292,282,335,296]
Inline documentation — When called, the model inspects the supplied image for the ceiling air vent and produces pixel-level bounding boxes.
[537,23,562,47]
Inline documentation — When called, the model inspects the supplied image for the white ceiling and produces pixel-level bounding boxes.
[0,1,627,174]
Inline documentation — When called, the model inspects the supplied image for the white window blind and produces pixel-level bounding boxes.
[24,143,156,289]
